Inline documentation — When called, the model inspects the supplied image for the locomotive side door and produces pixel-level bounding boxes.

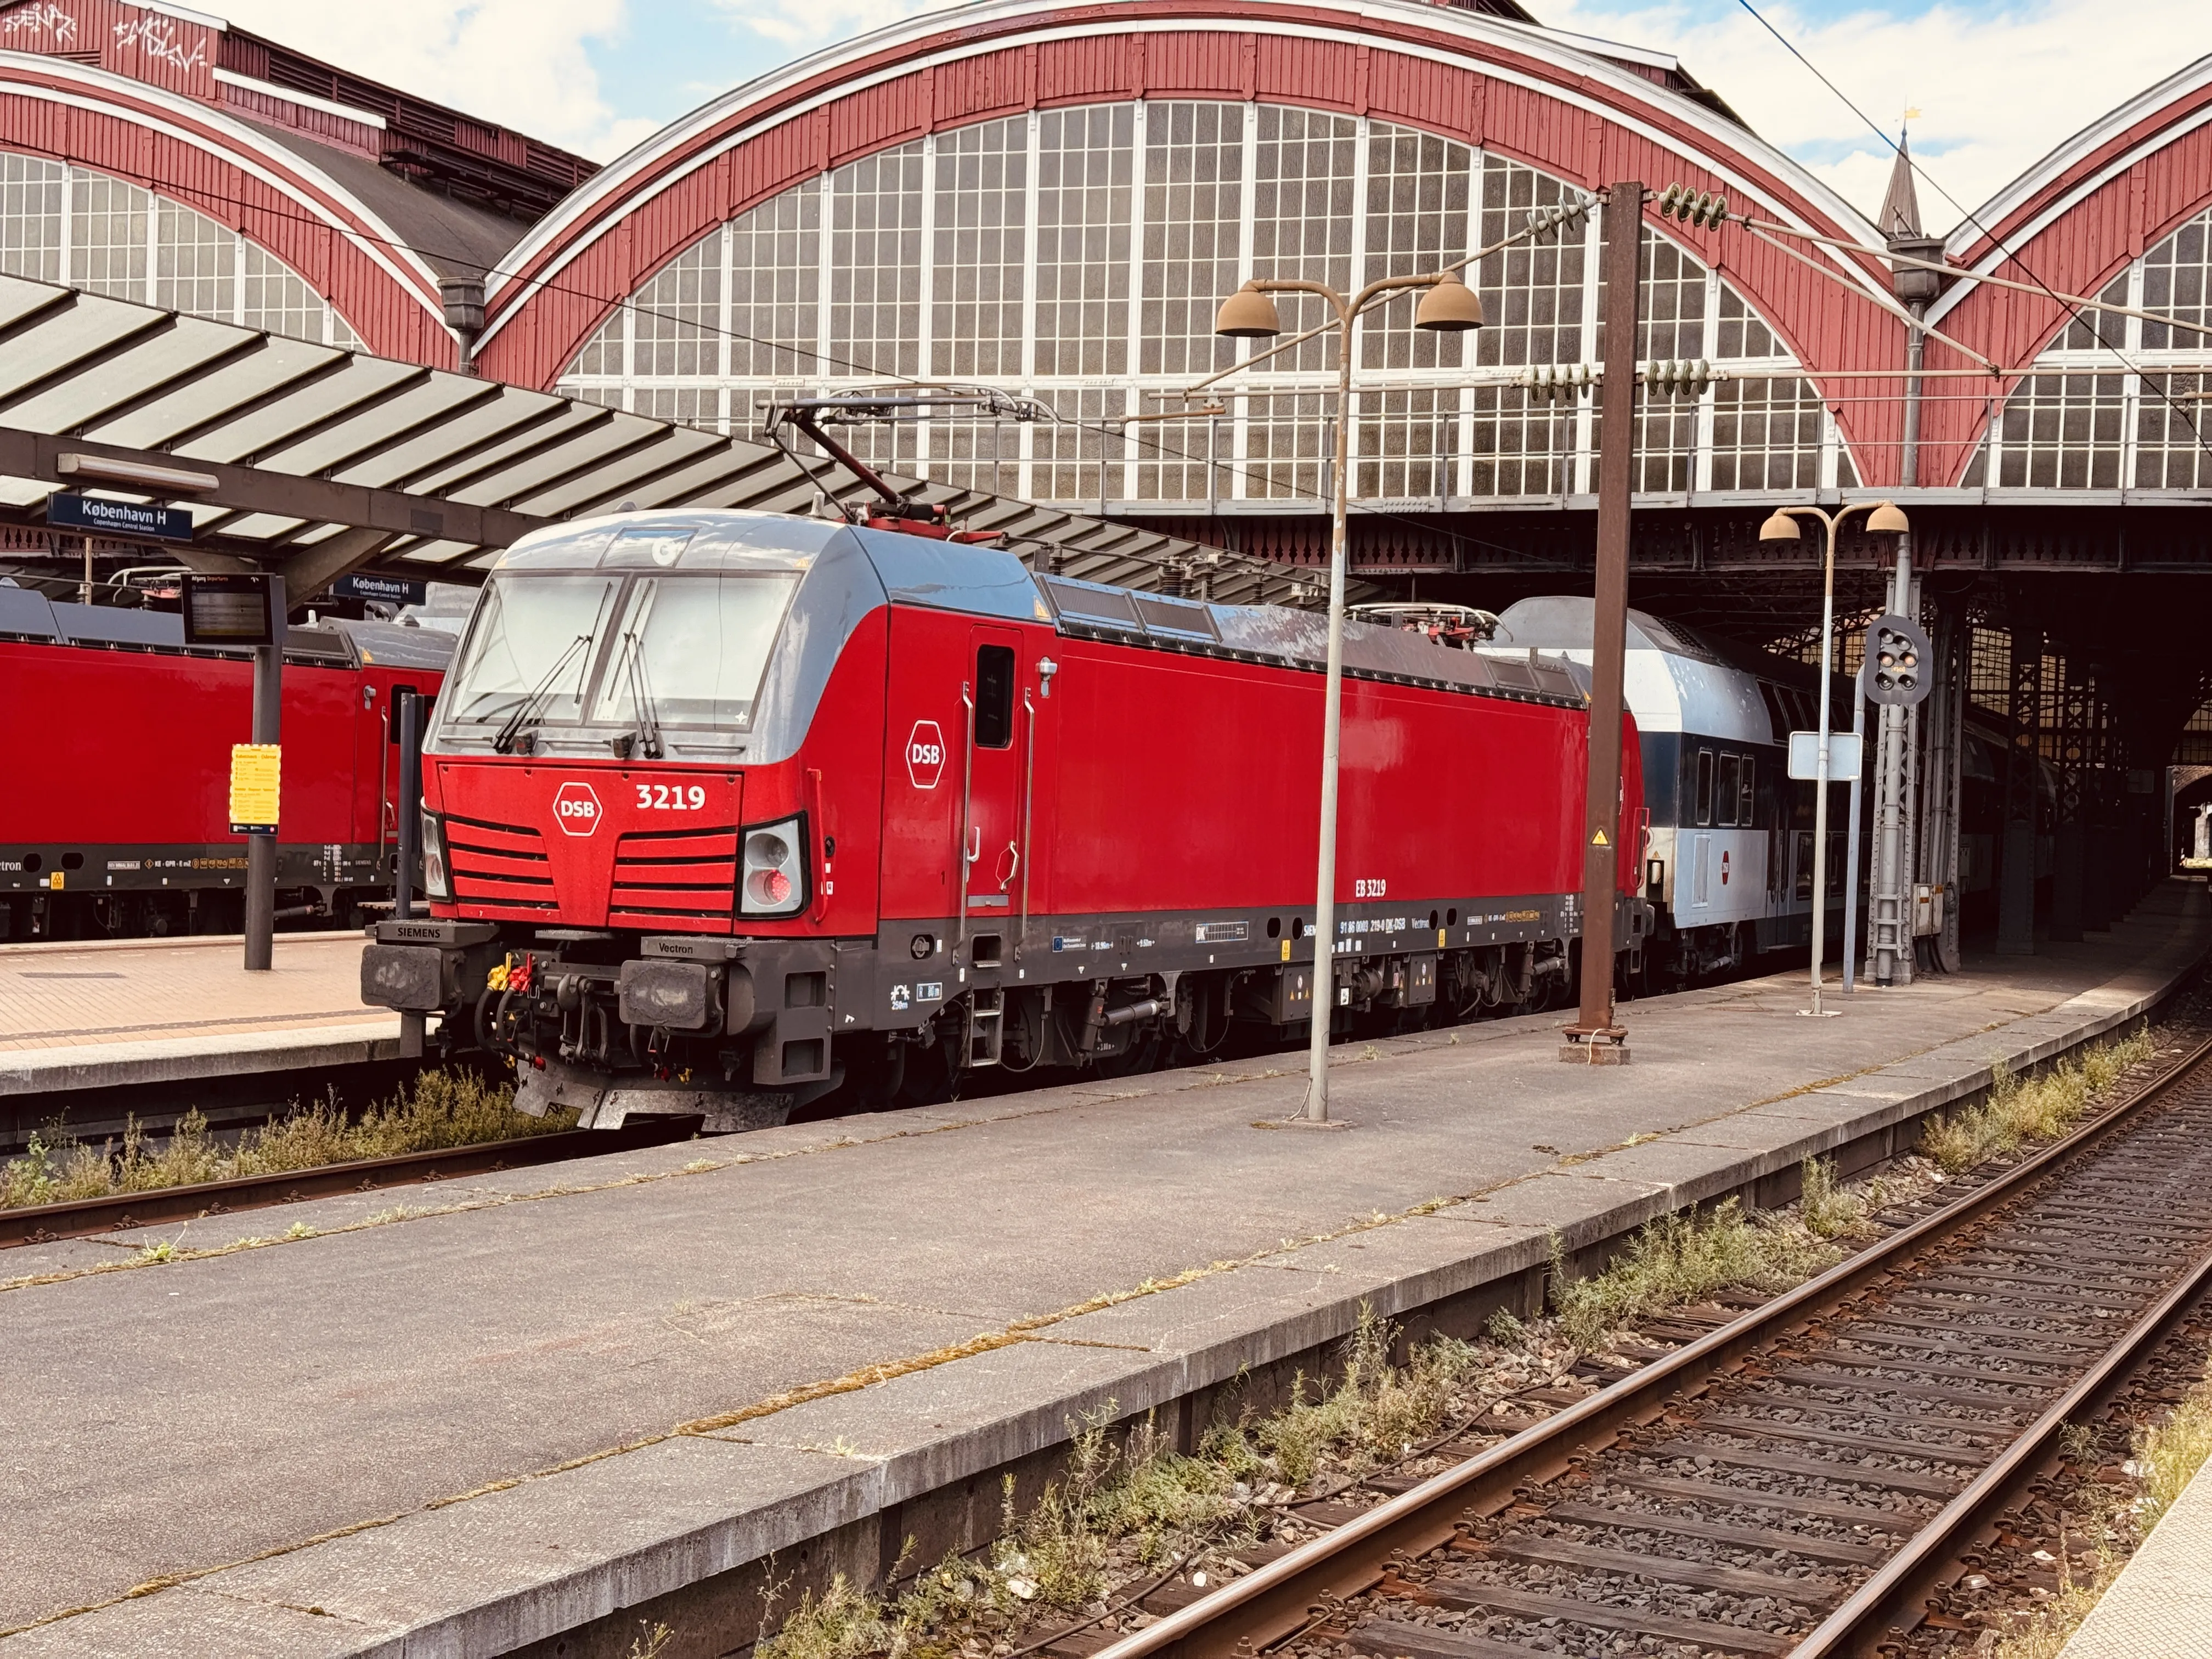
[957,625,1029,956]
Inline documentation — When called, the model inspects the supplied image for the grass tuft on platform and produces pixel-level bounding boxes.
[1921,1026,2155,1175]
[1549,1196,1843,1350]
[0,1069,569,1211]
[755,1307,1483,1659]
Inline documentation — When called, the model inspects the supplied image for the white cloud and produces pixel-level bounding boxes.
[207,0,662,161]
[711,0,951,55]
[1539,0,2205,234]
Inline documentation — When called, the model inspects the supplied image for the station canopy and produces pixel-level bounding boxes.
[0,272,1326,608]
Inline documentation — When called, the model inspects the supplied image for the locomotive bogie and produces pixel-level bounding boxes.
[368,512,1648,1125]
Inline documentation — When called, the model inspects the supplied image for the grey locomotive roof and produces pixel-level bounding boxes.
[1490,596,1730,664]
[0,583,443,668]
[494,510,1589,707]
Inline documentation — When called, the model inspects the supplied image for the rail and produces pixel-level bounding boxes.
[0,1114,702,1249]
[1081,1035,2212,1659]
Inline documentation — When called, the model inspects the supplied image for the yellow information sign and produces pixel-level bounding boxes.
[229,743,281,834]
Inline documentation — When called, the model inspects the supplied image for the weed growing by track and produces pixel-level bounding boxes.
[1547,1183,1850,1350]
[755,1309,1502,1659]
[1922,1028,2156,1174]
[0,1069,568,1210]
[1988,1343,2212,1657]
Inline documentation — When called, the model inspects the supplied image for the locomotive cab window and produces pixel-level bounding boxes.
[1717,754,1740,826]
[591,573,795,729]
[1694,748,1714,826]
[974,645,1015,748]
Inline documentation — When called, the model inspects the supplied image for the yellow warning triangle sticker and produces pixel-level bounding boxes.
[1590,828,1610,845]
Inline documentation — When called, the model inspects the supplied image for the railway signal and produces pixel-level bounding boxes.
[1864,612,1933,706]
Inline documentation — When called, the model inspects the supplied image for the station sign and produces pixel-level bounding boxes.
[47,492,195,542]
[334,572,429,606]
[183,573,279,646]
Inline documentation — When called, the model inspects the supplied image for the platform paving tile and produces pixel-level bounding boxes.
[0,932,397,1093]
[719,1338,1176,1484]
[75,1438,855,1659]
[0,1588,374,1659]
[0,887,2200,1655]
[2059,1444,2212,1658]
[1042,1214,1553,1364]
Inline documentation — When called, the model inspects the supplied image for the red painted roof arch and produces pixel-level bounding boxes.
[0,46,461,365]
[476,0,1912,465]
[1905,54,2212,483]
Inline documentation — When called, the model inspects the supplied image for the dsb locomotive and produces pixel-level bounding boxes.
[362,510,1651,1130]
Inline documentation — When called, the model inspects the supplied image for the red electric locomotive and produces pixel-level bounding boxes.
[0,584,452,939]
[362,510,1648,1127]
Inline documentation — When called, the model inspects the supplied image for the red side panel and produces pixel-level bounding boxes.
[0,641,363,845]
[868,606,1611,926]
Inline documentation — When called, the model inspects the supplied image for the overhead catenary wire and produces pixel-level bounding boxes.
[9,149,1598,569]
[1728,0,2212,462]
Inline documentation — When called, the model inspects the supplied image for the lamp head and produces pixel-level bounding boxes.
[1758,510,1801,543]
[1215,283,1283,338]
[1414,272,1485,332]
[1866,500,1910,534]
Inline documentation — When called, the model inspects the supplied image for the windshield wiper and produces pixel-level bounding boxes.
[614,630,662,760]
[492,633,594,754]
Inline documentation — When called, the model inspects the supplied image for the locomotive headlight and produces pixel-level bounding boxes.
[740,817,806,916]
[420,811,452,902]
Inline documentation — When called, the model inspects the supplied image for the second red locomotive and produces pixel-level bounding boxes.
[362,510,1648,1127]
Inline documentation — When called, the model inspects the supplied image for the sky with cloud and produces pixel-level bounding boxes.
[229,0,2203,233]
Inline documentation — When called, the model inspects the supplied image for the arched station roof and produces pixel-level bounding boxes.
[1912,54,2212,487]
[0,0,602,370]
[477,0,1915,473]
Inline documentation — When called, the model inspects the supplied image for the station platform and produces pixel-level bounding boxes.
[1,884,2204,1659]
[0,930,399,1100]
[2058,1417,2212,1657]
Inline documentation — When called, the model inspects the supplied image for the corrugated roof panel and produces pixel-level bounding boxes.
[174,356,427,465]
[81,334,346,451]
[252,377,503,477]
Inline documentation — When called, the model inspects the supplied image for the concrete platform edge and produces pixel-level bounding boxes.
[0,1020,405,1097]
[20,899,2207,1658]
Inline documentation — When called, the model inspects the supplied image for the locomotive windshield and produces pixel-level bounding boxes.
[437,570,796,748]
[443,574,622,732]
[590,574,795,729]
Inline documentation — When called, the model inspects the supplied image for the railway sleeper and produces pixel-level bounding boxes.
[1387,1579,1799,1658]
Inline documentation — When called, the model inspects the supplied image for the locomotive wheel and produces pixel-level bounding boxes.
[896,1031,955,1107]
[1092,1028,1164,1079]
[848,1037,907,1111]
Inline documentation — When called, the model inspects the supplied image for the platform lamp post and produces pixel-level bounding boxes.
[1758,500,1910,1017]
[1215,267,1485,1122]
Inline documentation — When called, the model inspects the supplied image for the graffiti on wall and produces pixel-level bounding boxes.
[112,13,206,72]
[1,4,79,47]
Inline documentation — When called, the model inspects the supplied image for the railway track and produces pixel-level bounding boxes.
[0,1114,702,1250]
[1060,1035,2212,1659]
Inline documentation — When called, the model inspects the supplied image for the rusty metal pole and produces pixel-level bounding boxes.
[1562,179,1641,1065]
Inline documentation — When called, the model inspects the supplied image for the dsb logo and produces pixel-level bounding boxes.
[552,780,602,836]
[906,720,946,789]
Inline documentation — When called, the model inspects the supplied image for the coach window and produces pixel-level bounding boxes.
[1740,757,1756,827]
[974,645,1015,747]
[1694,748,1714,826]
[1717,754,1740,826]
